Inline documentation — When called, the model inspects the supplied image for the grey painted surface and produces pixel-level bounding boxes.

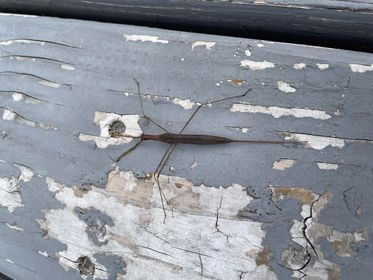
[0,14,372,280]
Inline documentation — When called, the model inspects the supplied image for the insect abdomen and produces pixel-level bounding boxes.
[158,133,232,145]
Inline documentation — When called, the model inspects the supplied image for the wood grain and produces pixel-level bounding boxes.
[0,13,372,280]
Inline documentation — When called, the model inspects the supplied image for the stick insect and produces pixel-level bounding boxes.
[112,78,300,222]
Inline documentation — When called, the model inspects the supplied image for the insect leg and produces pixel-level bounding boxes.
[154,143,177,221]
[155,143,178,186]
[134,77,169,133]
[153,143,176,223]
[115,139,144,163]
[179,88,251,133]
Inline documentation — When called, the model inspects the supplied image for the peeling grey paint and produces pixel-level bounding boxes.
[74,207,114,246]
[93,254,126,280]
[0,13,372,280]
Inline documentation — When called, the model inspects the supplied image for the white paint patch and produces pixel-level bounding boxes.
[239,127,249,133]
[39,122,58,130]
[240,59,275,71]
[79,112,142,149]
[45,177,64,193]
[0,177,22,212]
[164,96,198,109]
[191,41,216,50]
[172,98,195,110]
[277,81,296,93]
[123,34,169,44]
[6,223,24,231]
[95,112,141,138]
[245,49,252,57]
[38,251,49,257]
[316,162,339,170]
[349,63,373,73]
[78,134,128,149]
[1,173,21,192]
[272,159,297,170]
[2,109,54,129]
[2,109,36,127]
[12,92,44,104]
[41,170,277,280]
[0,164,33,212]
[121,91,198,110]
[2,110,16,121]
[13,56,33,61]
[293,63,306,70]
[0,39,45,46]
[228,126,250,134]
[61,64,75,71]
[38,80,61,88]
[283,133,345,150]
[316,63,329,70]
[5,259,14,264]
[12,93,23,102]
[230,103,331,120]
[15,164,34,182]
[7,56,74,73]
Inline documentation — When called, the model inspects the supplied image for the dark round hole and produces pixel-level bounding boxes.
[109,120,126,137]
[76,256,95,276]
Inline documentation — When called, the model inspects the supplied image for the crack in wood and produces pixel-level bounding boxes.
[1,54,75,66]
[0,71,73,88]
[0,38,81,49]
[198,252,204,280]
[1,106,56,130]
[0,90,48,104]
[214,195,230,242]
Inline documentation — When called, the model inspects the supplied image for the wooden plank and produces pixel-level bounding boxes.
[0,0,372,52]
[0,14,372,280]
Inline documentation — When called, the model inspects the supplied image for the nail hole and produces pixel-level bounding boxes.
[76,256,95,276]
[109,120,126,137]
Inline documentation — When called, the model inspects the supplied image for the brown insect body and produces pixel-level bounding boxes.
[142,133,233,145]
[141,132,293,145]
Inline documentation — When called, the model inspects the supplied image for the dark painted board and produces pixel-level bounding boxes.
[0,14,372,280]
[0,0,373,52]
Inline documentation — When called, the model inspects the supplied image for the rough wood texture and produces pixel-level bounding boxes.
[0,14,372,280]
[0,0,373,52]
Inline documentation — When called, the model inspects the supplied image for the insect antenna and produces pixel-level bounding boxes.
[134,77,169,133]
[179,88,251,133]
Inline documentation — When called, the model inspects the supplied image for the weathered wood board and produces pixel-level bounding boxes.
[0,13,372,280]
